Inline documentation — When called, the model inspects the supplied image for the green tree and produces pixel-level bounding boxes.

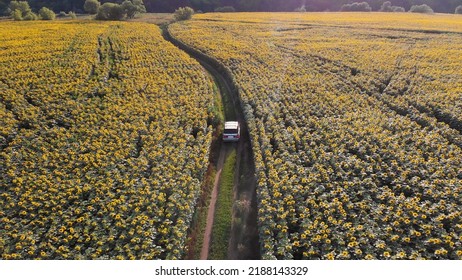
[380,1,405,12]
[95,2,125,20]
[456,5,462,13]
[9,1,38,20]
[39,7,56,20]
[174,6,194,21]
[84,0,101,14]
[409,4,434,13]
[9,1,31,16]
[11,8,22,20]
[380,1,393,11]
[23,11,38,20]
[341,2,372,11]
[121,0,146,19]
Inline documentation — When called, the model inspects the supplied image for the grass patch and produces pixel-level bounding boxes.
[209,150,236,259]
[209,81,224,126]
[216,75,236,121]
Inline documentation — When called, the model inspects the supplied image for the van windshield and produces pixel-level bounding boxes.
[224,129,238,134]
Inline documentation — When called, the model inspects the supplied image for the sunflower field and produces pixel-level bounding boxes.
[169,12,462,259]
[0,21,216,259]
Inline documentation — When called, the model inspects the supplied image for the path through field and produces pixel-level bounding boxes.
[200,146,226,259]
[162,26,260,259]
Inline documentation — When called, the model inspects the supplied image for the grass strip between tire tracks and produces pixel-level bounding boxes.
[209,150,236,259]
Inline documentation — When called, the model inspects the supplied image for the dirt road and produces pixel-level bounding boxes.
[163,26,260,260]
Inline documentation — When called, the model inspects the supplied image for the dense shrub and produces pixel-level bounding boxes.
[22,11,38,20]
[8,1,30,14]
[57,11,77,19]
[409,4,434,13]
[380,1,405,12]
[93,0,145,21]
[11,8,22,20]
[8,1,34,20]
[121,0,146,19]
[95,2,125,20]
[392,6,405,12]
[341,2,372,12]
[174,6,194,21]
[84,0,100,15]
[39,7,55,20]
[214,6,236,13]
[9,1,54,21]
[456,5,462,14]
[380,1,393,12]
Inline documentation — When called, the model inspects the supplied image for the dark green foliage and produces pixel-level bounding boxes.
[22,10,37,20]
[214,6,236,12]
[0,0,7,15]
[11,8,22,20]
[9,0,31,16]
[57,10,77,19]
[9,1,38,20]
[91,0,147,20]
[28,0,87,14]
[380,1,405,12]
[174,6,194,21]
[84,0,100,14]
[38,6,55,20]
[409,4,434,13]
[96,2,125,20]
[341,2,372,11]
[8,0,30,13]
[380,1,393,11]
[121,0,146,19]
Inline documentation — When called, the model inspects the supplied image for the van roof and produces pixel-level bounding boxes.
[224,121,239,129]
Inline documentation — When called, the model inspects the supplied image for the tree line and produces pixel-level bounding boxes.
[3,1,145,20]
[1,0,462,15]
